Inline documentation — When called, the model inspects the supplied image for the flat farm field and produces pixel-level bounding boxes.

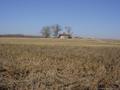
[0,38,120,90]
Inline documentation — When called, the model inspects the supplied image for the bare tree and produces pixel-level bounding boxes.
[41,26,51,38]
[65,26,73,35]
[51,24,61,37]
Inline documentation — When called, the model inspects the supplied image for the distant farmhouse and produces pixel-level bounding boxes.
[58,33,72,39]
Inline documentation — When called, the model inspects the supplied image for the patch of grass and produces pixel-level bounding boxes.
[0,37,120,47]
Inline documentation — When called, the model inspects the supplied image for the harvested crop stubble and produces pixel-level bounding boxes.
[0,44,120,90]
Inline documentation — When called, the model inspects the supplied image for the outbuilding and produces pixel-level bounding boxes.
[58,33,72,39]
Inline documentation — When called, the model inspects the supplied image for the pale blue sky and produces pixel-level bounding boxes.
[0,0,120,39]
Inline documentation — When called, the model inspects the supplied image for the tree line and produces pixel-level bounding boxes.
[40,24,72,38]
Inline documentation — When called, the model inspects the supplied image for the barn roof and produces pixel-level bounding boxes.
[58,33,71,36]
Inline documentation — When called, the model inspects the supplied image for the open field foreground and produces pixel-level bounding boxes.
[0,38,120,90]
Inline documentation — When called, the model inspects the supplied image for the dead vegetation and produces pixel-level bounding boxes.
[0,41,120,90]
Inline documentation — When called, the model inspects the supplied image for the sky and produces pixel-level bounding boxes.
[0,0,120,39]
